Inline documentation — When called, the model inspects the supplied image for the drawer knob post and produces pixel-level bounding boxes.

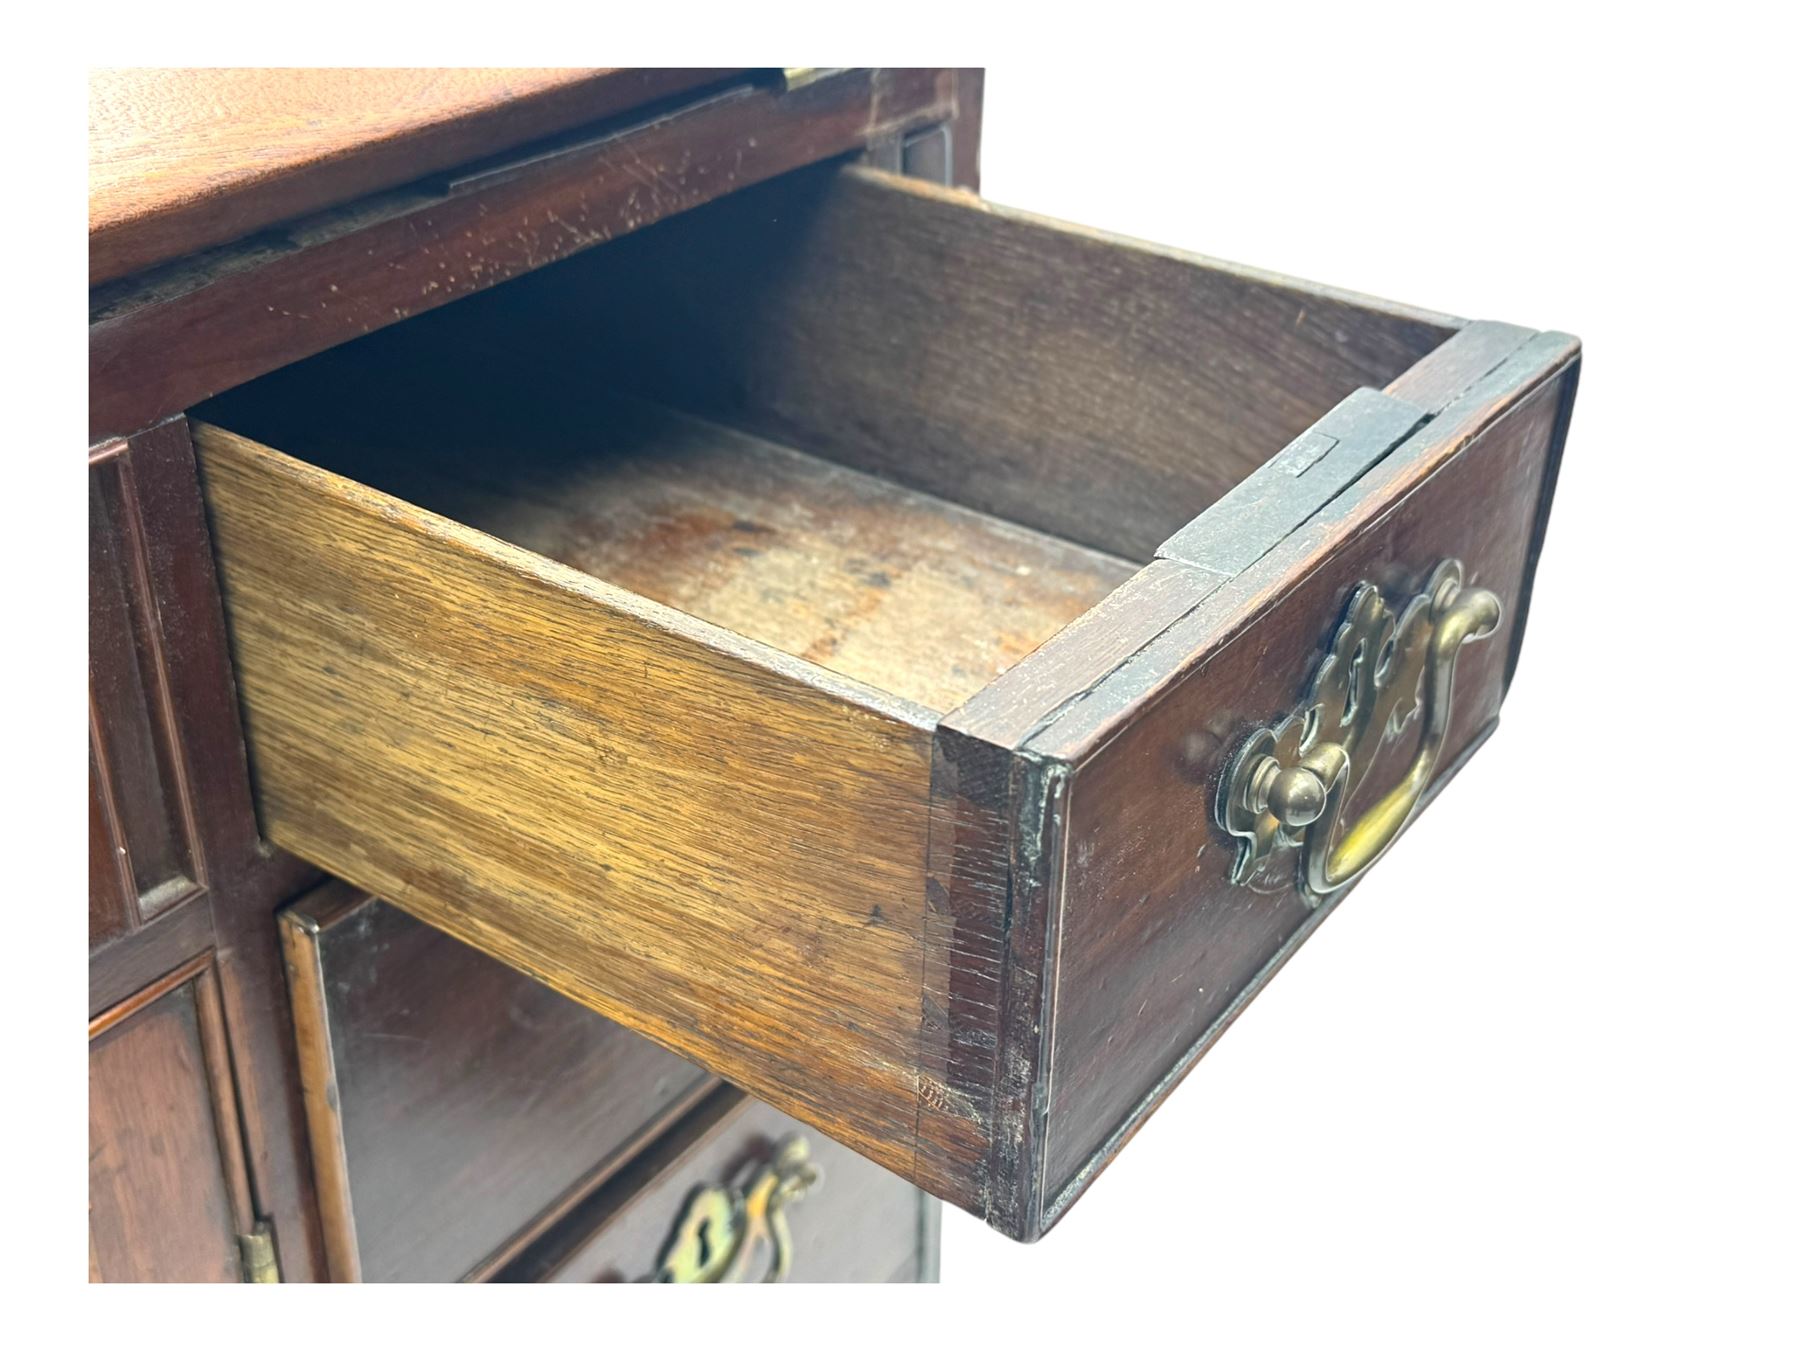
[1220,559,1502,904]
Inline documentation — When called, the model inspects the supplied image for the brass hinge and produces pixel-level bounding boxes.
[239,1220,281,1283]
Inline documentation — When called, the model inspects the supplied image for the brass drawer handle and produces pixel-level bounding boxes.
[1220,560,1502,905]
[656,1135,821,1283]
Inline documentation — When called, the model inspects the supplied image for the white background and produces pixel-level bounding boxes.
[28,6,1794,1343]
[943,41,1793,1337]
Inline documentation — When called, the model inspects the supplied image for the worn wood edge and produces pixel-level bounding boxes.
[89,432,212,921]
[1017,336,1581,1227]
[1034,718,1500,1233]
[941,561,1227,752]
[508,1084,750,1282]
[1023,331,1584,764]
[189,423,939,736]
[191,962,258,1237]
[196,419,956,1203]
[1501,351,1582,697]
[88,950,262,1252]
[461,1073,720,1282]
[278,899,362,1283]
[88,895,216,1019]
[841,166,1467,337]
[943,327,1578,1236]
[91,70,958,444]
[90,70,748,285]
[1155,387,1432,573]
[942,327,1536,759]
[88,948,214,1038]
[282,883,722,1282]
[1383,319,1537,413]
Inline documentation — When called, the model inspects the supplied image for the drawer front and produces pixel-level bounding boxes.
[282,885,713,1281]
[195,165,1578,1240]
[941,331,1580,1235]
[501,1091,934,1283]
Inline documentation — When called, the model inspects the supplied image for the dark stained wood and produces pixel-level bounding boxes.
[201,354,1135,714]
[90,69,745,285]
[281,884,715,1283]
[499,1090,932,1283]
[947,69,984,190]
[948,336,1583,1236]
[89,439,204,933]
[89,955,254,1282]
[89,69,962,444]
[1384,319,1537,411]
[87,420,324,1275]
[85,70,990,1286]
[88,888,215,1019]
[443,163,1458,560]
[188,157,1580,1238]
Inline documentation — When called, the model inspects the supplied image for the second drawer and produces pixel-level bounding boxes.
[281,884,713,1282]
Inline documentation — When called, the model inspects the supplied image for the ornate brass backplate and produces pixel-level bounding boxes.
[656,1134,821,1283]
[1218,559,1502,905]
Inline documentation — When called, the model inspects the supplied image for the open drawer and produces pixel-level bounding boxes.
[194,162,1579,1240]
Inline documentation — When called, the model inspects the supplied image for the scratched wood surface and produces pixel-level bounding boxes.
[500,1089,932,1283]
[281,885,714,1282]
[202,340,1135,714]
[192,422,1001,1204]
[190,163,1579,1238]
[90,70,964,442]
[89,957,258,1282]
[89,68,742,284]
[444,163,1459,560]
[1028,343,1581,1232]
[88,423,325,1276]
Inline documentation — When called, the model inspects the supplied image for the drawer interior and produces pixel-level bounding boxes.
[198,160,1455,719]
[202,351,1133,715]
[192,160,1485,1239]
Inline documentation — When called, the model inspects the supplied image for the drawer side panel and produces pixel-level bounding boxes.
[195,426,972,1199]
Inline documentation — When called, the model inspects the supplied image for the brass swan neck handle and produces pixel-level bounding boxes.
[1220,561,1502,904]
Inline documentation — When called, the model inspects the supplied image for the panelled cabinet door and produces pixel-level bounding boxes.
[88,956,265,1283]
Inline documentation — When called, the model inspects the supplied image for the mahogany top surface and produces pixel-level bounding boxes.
[88,67,740,284]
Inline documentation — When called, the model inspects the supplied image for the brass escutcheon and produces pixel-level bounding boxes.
[1218,559,1502,905]
[655,1134,821,1283]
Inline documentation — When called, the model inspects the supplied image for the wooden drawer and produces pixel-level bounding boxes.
[280,884,713,1281]
[498,1090,935,1283]
[193,162,1579,1240]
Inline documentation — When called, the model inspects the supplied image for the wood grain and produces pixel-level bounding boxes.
[89,68,743,284]
[194,422,986,1199]
[281,884,714,1282]
[202,351,1134,714]
[86,420,324,1275]
[89,956,254,1282]
[187,156,1578,1240]
[499,1090,931,1283]
[88,440,204,932]
[90,69,962,443]
[1018,337,1581,1234]
[449,162,1459,559]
